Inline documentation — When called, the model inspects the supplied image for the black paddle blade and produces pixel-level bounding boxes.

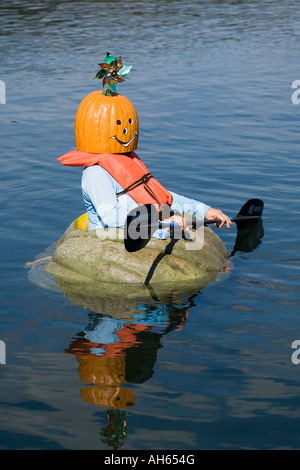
[124,204,159,252]
[237,199,264,218]
[233,198,264,231]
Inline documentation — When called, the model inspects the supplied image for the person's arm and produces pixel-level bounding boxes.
[169,191,210,221]
[168,191,231,229]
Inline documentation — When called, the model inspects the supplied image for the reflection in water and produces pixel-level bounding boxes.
[99,409,127,450]
[61,222,263,449]
[231,219,264,256]
[65,300,191,449]
[61,222,263,448]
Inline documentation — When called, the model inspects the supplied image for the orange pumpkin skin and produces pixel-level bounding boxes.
[74,91,139,154]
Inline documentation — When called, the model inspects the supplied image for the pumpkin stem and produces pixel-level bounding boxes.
[102,83,113,96]
[102,87,114,97]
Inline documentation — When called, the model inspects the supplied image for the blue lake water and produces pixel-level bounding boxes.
[0,0,300,450]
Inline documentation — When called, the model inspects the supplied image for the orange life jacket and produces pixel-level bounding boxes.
[58,150,173,207]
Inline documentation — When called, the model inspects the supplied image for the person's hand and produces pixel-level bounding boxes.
[164,215,189,232]
[205,207,232,228]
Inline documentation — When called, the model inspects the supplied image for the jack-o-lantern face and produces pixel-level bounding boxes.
[75,91,139,154]
[110,117,138,149]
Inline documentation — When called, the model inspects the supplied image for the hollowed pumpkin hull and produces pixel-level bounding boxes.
[44,216,228,302]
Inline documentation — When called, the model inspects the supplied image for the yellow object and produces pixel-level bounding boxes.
[75,212,88,231]
[74,91,139,154]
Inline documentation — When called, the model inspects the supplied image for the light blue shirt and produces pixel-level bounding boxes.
[81,165,210,239]
[84,304,173,356]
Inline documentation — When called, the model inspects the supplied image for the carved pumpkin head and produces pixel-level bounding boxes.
[74,90,139,154]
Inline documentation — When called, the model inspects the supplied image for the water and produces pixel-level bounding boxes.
[0,0,300,450]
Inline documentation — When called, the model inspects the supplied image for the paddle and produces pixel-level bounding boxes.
[203,198,264,231]
[124,199,264,252]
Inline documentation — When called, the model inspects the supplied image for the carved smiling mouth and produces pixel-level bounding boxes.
[110,131,138,148]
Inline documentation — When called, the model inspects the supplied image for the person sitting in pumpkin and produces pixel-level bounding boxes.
[59,53,232,239]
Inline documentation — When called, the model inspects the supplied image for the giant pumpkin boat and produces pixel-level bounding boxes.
[44,53,229,301]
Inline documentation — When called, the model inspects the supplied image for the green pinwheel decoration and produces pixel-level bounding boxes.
[94,52,132,95]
